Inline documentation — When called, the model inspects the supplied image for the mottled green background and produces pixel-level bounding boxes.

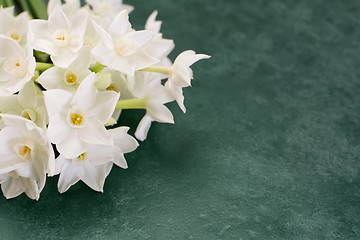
[1,0,360,239]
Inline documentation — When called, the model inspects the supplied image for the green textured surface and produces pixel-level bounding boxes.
[2,0,360,239]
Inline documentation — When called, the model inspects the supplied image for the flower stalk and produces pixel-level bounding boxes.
[36,62,53,72]
[115,98,147,110]
[90,62,106,73]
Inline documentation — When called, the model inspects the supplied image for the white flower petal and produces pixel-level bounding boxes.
[175,50,211,67]
[68,11,88,52]
[169,83,186,113]
[1,177,24,199]
[48,5,70,32]
[145,38,174,60]
[24,178,40,200]
[71,73,96,111]
[43,89,73,116]
[87,90,119,124]
[135,114,153,141]
[47,0,62,15]
[109,10,131,38]
[91,43,118,67]
[0,95,22,113]
[57,130,86,159]
[147,101,174,124]
[37,67,66,90]
[91,19,114,49]
[110,127,138,153]
[128,50,159,72]
[78,119,113,146]
[110,55,136,76]
[54,154,66,175]
[50,47,78,68]
[124,30,154,49]
[18,81,37,109]
[47,115,71,144]
[57,158,82,193]
[0,155,25,175]
[145,10,162,33]
[81,162,112,192]
[112,155,127,169]
[28,20,57,56]
[88,145,122,166]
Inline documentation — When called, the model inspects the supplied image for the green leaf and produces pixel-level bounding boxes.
[28,0,47,19]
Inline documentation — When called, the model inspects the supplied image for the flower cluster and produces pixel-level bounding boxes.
[0,0,209,200]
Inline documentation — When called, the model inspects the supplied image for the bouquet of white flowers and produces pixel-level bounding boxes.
[0,0,209,200]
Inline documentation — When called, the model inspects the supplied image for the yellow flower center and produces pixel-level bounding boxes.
[65,73,77,84]
[23,113,30,120]
[53,29,69,48]
[78,152,86,160]
[7,30,21,43]
[106,84,116,91]
[11,34,19,41]
[18,145,31,160]
[21,109,36,122]
[71,113,83,126]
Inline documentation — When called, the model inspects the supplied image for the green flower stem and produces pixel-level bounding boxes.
[17,0,33,18]
[32,71,40,82]
[28,0,47,19]
[36,62,53,71]
[115,98,147,110]
[4,0,13,7]
[0,0,6,7]
[139,66,173,76]
[90,62,106,73]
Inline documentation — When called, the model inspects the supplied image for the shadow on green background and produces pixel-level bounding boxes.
[1,0,360,239]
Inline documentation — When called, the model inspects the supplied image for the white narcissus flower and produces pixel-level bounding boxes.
[36,46,92,93]
[0,10,30,47]
[165,50,210,112]
[44,73,119,159]
[91,10,158,76]
[0,36,35,96]
[55,126,138,193]
[0,114,55,200]
[86,0,134,19]
[0,81,47,129]
[122,72,174,141]
[29,5,87,68]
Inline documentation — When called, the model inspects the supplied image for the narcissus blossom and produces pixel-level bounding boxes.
[44,73,119,159]
[55,126,138,192]
[0,114,55,200]
[165,50,211,112]
[29,5,87,68]
[91,10,158,76]
[0,10,30,47]
[37,46,92,93]
[0,81,47,129]
[0,36,35,96]
[118,72,175,141]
